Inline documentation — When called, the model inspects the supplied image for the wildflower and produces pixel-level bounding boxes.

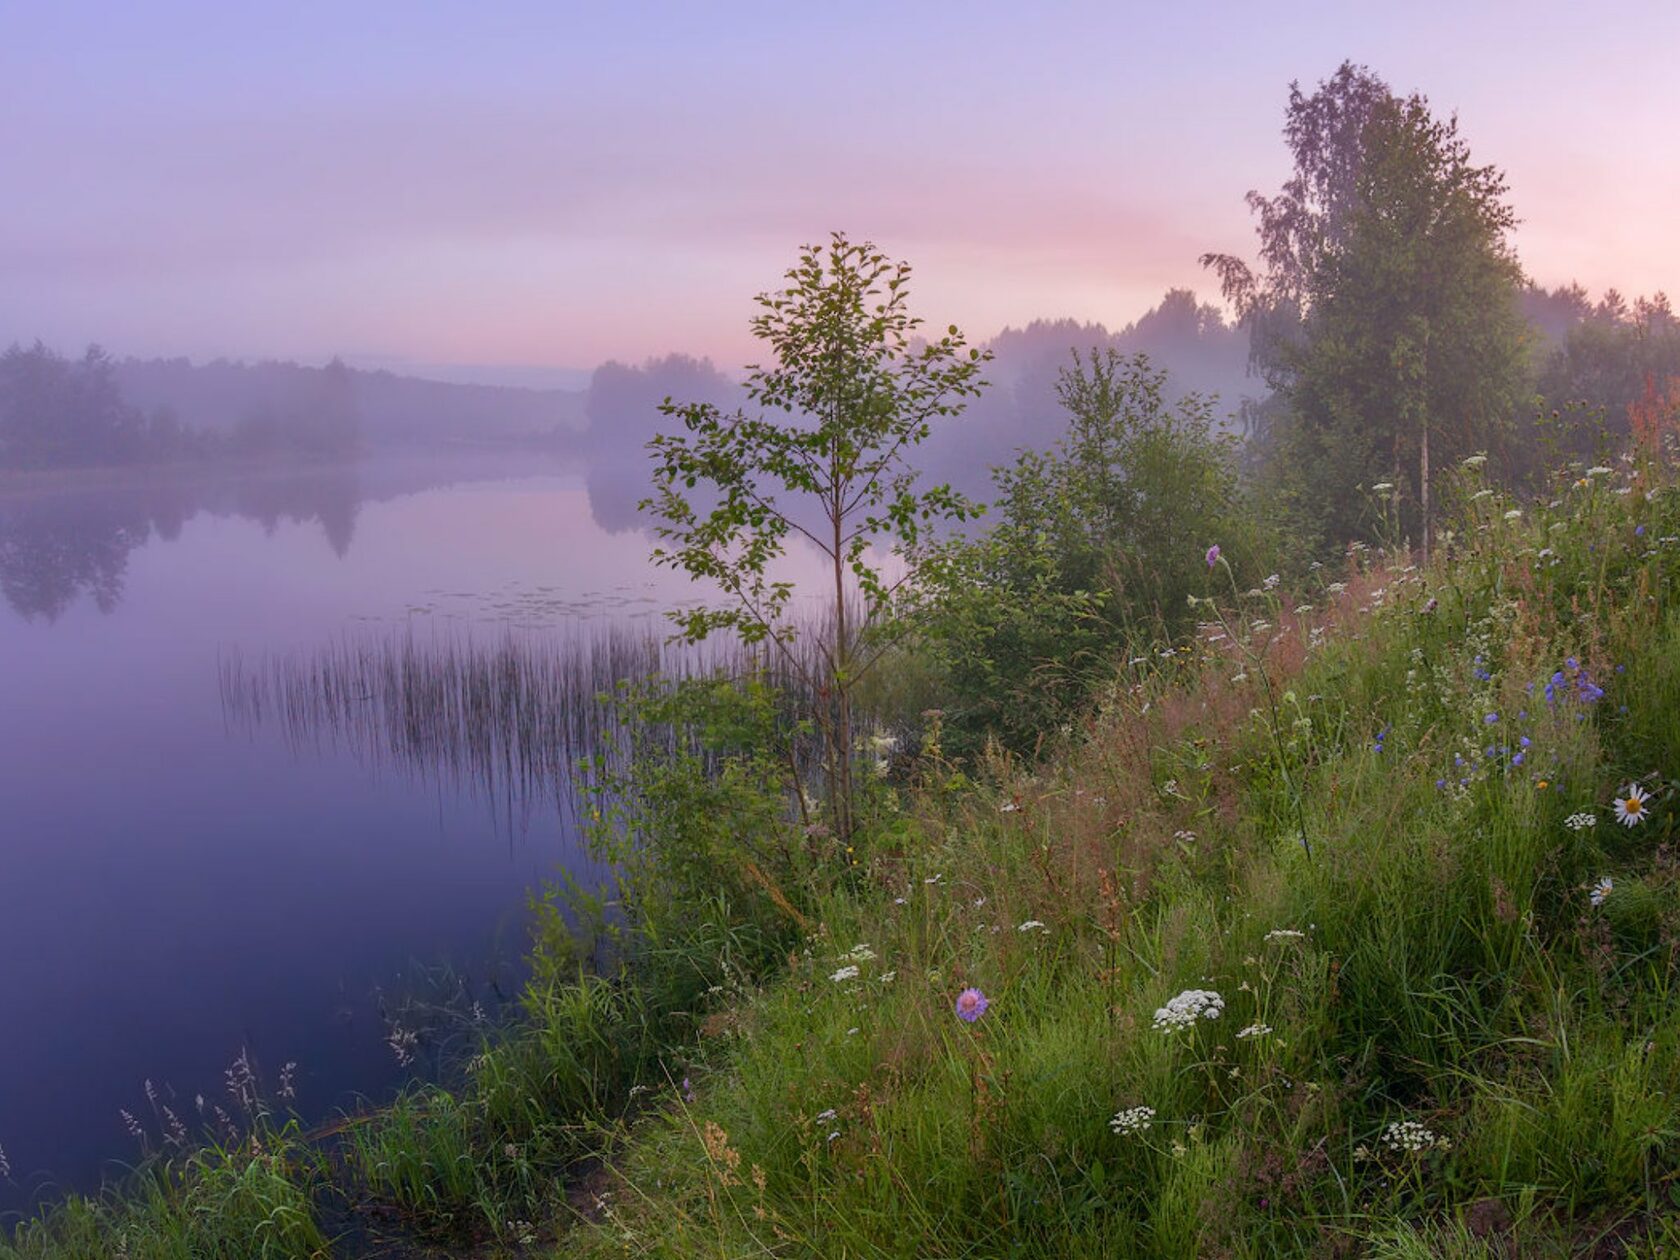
[1263,573,1281,590]
[1587,465,1613,477]
[826,1130,841,1143]
[878,970,897,985]
[682,1077,695,1103]
[1017,920,1047,932]
[999,801,1019,814]
[1235,1022,1273,1039]
[842,943,877,963]
[1205,544,1221,568]
[814,1108,837,1123]
[954,988,989,1023]
[0,1142,9,1180]
[1484,712,1499,725]
[120,1109,144,1140]
[1462,454,1487,469]
[1371,481,1395,494]
[1504,509,1522,521]
[1264,928,1306,943]
[1613,783,1651,827]
[387,1024,419,1067]
[830,965,860,983]
[1564,811,1597,831]
[1109,1105,1155,1136]
[1381,1119,1441,1153]
[1590,876,1614,907]
[1152,988,1224,1031]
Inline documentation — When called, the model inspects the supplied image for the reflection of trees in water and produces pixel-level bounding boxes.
[0,468,363,621]
[0,497,152,619]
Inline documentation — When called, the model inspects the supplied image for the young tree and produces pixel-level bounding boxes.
[643,233,989,843]
[1205,63,1529,556]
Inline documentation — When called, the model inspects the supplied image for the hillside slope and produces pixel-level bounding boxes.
[568,459,1680,1258]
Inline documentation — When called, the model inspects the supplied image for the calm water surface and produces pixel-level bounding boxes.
[0,458,733,1213]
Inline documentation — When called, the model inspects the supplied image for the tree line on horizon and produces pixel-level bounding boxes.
[0,344,363,470]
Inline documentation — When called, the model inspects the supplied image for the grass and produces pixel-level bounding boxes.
[11,454,1680,1256]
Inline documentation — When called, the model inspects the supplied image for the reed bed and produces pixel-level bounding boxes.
[218,618,837,821]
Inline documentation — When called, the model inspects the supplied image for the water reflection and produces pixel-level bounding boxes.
[0,455,588,622]
[0,468,359,621]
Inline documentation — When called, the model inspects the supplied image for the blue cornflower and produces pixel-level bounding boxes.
[1484,712,1500,725]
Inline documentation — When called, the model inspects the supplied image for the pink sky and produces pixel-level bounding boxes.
[3,1,1676,381]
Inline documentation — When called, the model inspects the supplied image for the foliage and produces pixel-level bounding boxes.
[571,673,817,978]
[917,349,1255,756]
[1533,291,1680,462]
[1205,62,1530,554]
[643,231,990,842]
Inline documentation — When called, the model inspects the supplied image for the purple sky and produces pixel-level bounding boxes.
[4,1,1677,383]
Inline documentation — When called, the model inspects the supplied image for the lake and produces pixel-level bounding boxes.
[0,455,769,1215]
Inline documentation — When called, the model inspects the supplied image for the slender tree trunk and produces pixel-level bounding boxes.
[1419,416,1430,566]
[831,449,853,847]
[1419,320,1431,566]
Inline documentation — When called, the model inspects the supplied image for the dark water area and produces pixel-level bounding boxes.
[0,456,785,1216]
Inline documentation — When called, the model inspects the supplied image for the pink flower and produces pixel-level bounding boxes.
[954,987,989,1023]
[1205,544,1221,568]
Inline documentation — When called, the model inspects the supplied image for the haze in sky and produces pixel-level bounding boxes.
[4,0,1676,381]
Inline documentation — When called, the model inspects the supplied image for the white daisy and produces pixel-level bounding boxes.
[1590,876,1614,907]
[1613,783,1651,828]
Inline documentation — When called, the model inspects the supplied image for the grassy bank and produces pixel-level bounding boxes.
[11,455,1680,1257]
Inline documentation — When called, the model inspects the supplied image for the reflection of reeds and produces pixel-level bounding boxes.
[218,623,829,823]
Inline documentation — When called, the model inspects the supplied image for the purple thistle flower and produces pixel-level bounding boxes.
[1205,544,1221,568]
[954,988,989,1023]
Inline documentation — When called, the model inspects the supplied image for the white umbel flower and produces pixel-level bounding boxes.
[1153,989,1224,1031]
[1109,1105,1155,1136]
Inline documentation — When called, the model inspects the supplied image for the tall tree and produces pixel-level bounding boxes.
[1205,63,1529,554]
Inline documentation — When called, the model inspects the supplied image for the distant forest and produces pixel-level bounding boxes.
[0,344,587,471]
[5,278,1677,495]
